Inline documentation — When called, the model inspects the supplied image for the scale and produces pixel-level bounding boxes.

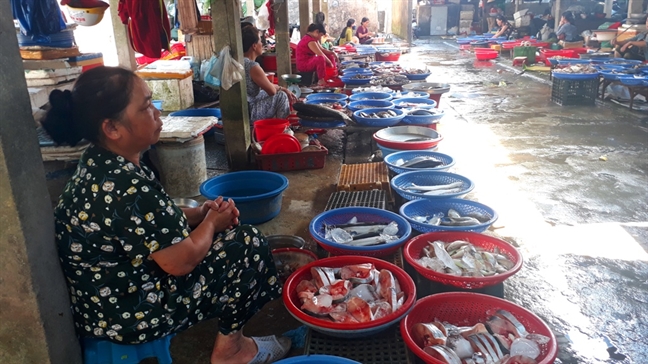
[281,74,302,98]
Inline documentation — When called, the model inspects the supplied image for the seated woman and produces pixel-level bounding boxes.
[295,23,338,86]
[556,12,579,42]
[612,16,648,61]
[356,17,375,44]
[242,26,296,122]
[492,15,514,39]
[42,66,290,364]
[338,19,356,45]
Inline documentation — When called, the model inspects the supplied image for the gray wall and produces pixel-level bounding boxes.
[288,0,379,39]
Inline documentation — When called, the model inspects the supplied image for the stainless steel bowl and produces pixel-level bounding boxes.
[267,235,306,250]
[281,74,302,83]
[172,198,200,208]
[402,82,450,95]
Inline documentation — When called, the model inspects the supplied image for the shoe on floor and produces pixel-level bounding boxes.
[247,335,292,364]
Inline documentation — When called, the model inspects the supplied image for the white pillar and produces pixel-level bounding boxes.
[604,0,614,19]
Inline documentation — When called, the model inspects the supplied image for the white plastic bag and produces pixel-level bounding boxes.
[256,0,270,30]
[204,55,221,88]
[219,45,244,90]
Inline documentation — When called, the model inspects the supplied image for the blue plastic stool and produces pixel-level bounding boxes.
[82,334,175,364]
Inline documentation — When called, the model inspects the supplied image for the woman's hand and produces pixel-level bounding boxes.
[281,87,298,104]
[203,198,239,232]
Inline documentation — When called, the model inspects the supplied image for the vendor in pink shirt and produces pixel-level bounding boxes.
[356,17,375,44]
[295,23,338,86]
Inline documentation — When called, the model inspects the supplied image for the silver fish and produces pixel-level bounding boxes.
[405,181,463,192]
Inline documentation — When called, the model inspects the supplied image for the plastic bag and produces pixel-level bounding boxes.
[12,0,66,39]
[204,55,221,88]
[218,46,244,90]
[256,0,270,30]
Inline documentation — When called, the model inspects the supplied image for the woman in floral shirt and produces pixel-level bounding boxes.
[42,66,290,364]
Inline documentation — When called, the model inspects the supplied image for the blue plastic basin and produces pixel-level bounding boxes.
[347,99,394,112]
[200,171,289,225]
[349,92,393,102]
[275,355,360,364]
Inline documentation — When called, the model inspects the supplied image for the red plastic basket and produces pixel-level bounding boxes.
[255,145,328,172]
[540,49,578,59]
[375,51,401,62]
[283,256,417,333]
[403,231,523,289]
[401,292,557,364]
[475,51,498,61]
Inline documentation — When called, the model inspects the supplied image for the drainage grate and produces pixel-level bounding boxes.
[304,326,415,364]
[324,190,388,211]
[337,162,390,192]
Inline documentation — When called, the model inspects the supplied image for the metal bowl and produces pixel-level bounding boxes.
[402,82,450,95]
[267,235,306,250]
[172,198,200,208]
[281,74,302,83]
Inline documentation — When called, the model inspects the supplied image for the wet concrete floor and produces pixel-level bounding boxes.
[156,39,648,363]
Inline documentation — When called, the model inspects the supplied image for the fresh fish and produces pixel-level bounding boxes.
[432,241,463,275]
[412,323,448,347]
[319,279,352,302]
[446,335,475,359]
[369,300,393,320]
[403,159,444,169]
[329,311,359,323]
[377,269,399,311]
[405,181,463,192]
[301,293,335,316]
[440,216,482,226]
[296,279,318,303]
[496,310,529,337]
[348,283,380,302]
[509,338,541,360]
[346,297,372,322]
[311,267,337,289]
[418,240,515,277]
[423,188,464,196]
[468,336,494,363]
[499,355,539,364]
[328,228,353,244]
[340,224,388,236]
[423,345,462,364]
[339,263,375,284]
[404,137,435,142]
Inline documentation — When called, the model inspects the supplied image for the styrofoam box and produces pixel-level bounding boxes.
[143,75,194,111]
[460,20,472,27]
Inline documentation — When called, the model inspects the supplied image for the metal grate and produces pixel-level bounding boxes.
[324,190,388,211]
[305,325,415,364]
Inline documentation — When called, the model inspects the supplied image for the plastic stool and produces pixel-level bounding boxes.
[82,334,175,364]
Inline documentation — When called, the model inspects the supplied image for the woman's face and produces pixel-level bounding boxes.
[496,18,503,26]
[119,78,163,149]
[363,20,369,27]
[312,30,323,40]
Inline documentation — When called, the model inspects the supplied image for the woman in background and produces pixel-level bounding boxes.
[338,18,356,45]
[242,26,296,122]
[555,11,579,42]
[295,23,338,86]
[356,17,375,44]
[492,15,514,39]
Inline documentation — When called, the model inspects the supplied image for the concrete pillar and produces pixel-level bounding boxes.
[108,0,137,70]
[554,0,562,32]
[246,0,256,16]
[299,0,311,37]
[0,2,82,363]
[274,0,293,86]
[604,0,614,18]
[627,0,644,17]
[312,0,321,21]
[212,0,251,170]
[322,0,329,27]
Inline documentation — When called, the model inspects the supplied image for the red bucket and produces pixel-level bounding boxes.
[253,118,289,142]
[375,51,401,62]
[325,65,338,78]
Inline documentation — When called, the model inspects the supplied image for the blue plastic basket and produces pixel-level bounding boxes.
[391,170,474,200]
[551,72,599,80]
[340,76,373,85]
[369,61,397,67]
[383,151,455,174]
[341,68,373,76]
[393,98,437,109]
[349,92,393,102]
[393,91,429,99]
[275,355,361,364]
[304,99,348,108]
[405,73,431,81]
[619,76,646,86]
[305,93,348,101]
[599,71,623,81]
[399,198,498,233]
[309,207,412,257]
[353,108,405,127]
[377,144,438,157]
[347,99,394,112]
[200,171,289,225]
[401,109,445,125]
[556,59,593,65]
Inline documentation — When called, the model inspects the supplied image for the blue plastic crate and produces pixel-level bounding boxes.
[391,170,474,200]
[383,151,455,174]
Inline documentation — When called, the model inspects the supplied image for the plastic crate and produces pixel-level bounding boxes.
[513,46,537,63]
[255,146,328,171]
[551,77,599,106]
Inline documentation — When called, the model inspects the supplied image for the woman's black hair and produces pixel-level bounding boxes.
[496,14,507,23]
[361,17,369,23]
[307,23,327,35]
[242,25,260,52]
[346,18,355,28]
[562,11,575,24]
[42,66,137,146]
[315,12,325,25]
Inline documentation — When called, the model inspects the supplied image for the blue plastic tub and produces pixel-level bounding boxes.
[383,150,455,174]
[305,93,348,101]
[619,76,646,86]
[200,171,289,225]
[340,76,373,85]
[551,72,599,80]
[304,99,348,108]
[399,198,498,233]
[347,99,394,112]
[369,61,396,67]
[341,68,373,76]
[391,170,474,200]
[393,91,429,99]
[349,92,393,102]
[308,207,412,257]
[377,143,438,157]
[393,98,437,109]
[405,72,431,81]
[353,108,405,127]
[275,355,360,364]
[401,109,445,125]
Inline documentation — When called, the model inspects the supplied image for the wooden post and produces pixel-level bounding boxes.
[554,0,562,31]
[299,0,311,37]
[312,0,321,19]
[322,0,329,25]
[211,0,251,170]
[108,0,136,70]
[274,0,292,86]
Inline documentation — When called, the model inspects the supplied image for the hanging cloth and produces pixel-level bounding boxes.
[266,0,275,36]
[118,0,171,59]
